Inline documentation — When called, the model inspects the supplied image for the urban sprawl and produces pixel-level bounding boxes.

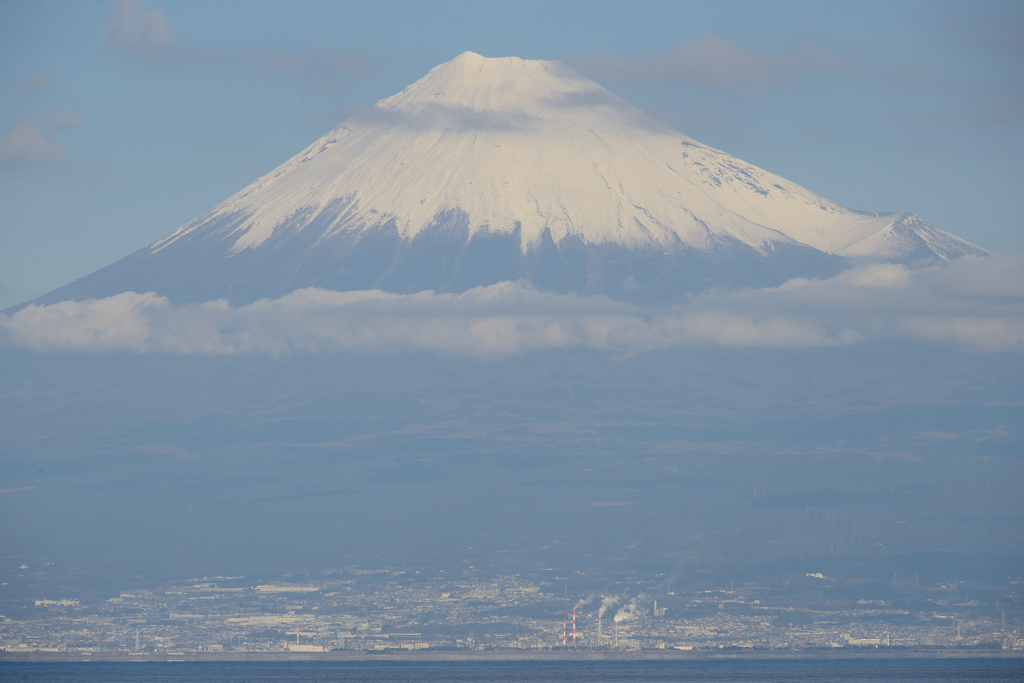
[2,570,1021,657]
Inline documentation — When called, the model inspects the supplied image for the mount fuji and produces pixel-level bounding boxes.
[31,52,984,307]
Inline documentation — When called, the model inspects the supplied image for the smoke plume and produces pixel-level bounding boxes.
[574,595,594,610]
[613,594,648,623]
[598,595,620,618]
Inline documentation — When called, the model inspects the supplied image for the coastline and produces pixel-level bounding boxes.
[2,648,1021,663]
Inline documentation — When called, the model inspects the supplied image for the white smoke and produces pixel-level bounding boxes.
[598,594,620,618]
[613,594,648,623]
[574,595,594,610]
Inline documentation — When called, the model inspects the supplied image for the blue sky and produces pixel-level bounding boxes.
[1,0,1021,309]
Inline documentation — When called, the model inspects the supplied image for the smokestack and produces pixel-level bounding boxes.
[297,625,300,645]
[597,594,619,648]
[573,609,576,649]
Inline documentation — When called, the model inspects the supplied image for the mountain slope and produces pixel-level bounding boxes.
[28,52,984,307]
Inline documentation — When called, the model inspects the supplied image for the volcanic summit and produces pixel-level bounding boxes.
[32,51,984,306]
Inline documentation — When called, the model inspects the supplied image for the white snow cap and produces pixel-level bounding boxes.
[155,52,980,260]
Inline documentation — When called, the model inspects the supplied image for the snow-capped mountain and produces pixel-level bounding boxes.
[31,52,984,306]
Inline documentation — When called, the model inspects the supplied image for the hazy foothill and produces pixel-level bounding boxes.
[1,14,1022,659]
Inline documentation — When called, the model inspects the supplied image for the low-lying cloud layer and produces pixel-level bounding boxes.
[2,257,1021,356]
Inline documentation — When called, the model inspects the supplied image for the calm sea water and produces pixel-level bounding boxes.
[1,659,1022,682]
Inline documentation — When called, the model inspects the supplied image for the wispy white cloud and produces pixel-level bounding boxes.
[2,256,1021,356]
[46,109,84,130]
[1,108,84,171]
[1,119,63,169]
[21,73,59,91]
[567,34,862,91]
[104,0,374,76]
[106,0,175,58]
[224,48,375,76]
[565,34,943,93]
